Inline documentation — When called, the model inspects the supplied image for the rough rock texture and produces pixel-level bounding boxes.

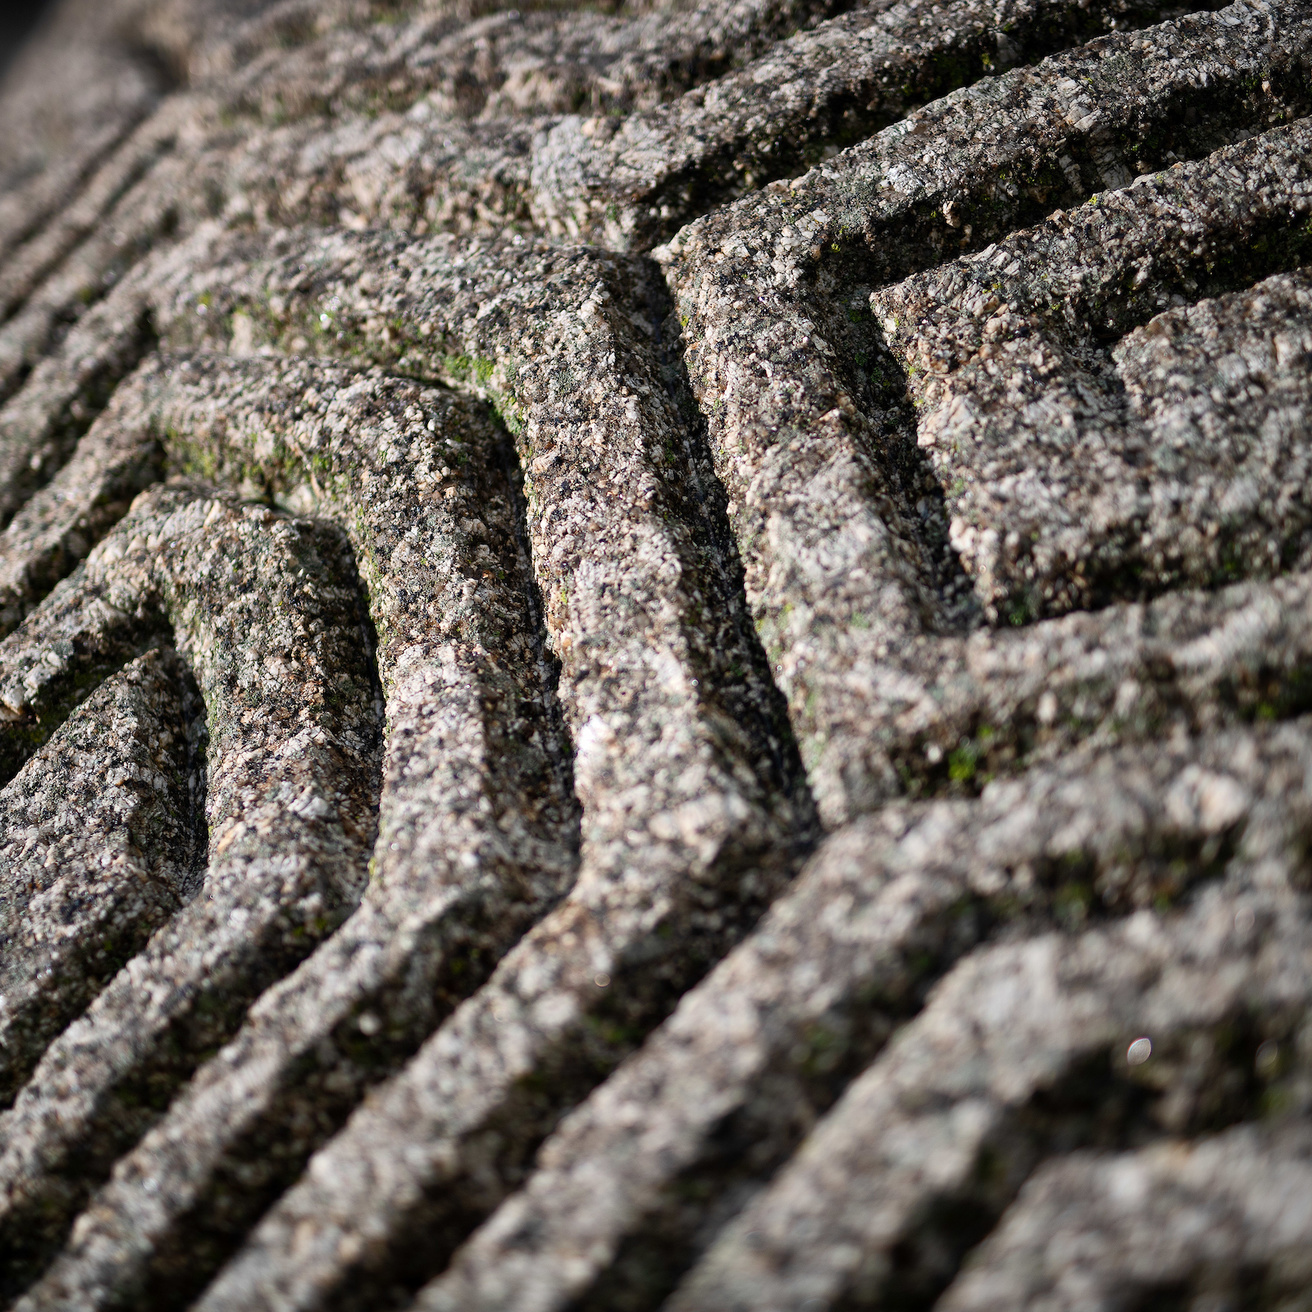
[0,0,1309,1310]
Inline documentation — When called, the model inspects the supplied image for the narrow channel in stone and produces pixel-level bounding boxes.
[0,486,382,1293]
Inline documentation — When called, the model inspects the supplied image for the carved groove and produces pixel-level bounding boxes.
[0,1,1310,1310]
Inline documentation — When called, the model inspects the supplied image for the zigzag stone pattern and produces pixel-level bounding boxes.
[0,0,1309,1307]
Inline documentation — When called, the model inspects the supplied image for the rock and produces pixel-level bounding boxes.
[0,0,1309,1309]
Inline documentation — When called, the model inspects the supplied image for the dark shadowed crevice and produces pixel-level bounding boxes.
[0,305,158,526]
[558,825,1241,1312]
[646,258,819,844]
[90,420,585,1312]
[0,501,387,1303]
[176,643,210,900]
[1126,1263,1304,1312]
[0,129,178,331]
[0,0,51,81]
[831,1011,1297,1312]
[494,424,578,824]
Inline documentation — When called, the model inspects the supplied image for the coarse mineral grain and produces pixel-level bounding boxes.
[0,0,1310,1309]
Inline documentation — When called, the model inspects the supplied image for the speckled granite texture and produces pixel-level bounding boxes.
[0,0,1309,1308]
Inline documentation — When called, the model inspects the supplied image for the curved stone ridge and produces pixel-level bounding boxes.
[0,648,201,1101]
[937,1123,1312,1311]
[0,485,383,1296]
[0,0,1310,1309]
[873,144,1312,618]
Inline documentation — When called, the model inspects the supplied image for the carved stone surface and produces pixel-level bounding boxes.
[0,0,1310,1309]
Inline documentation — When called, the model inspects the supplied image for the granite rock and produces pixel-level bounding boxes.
[0,0,1310,1309]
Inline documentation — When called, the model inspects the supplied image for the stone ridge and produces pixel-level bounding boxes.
[0,0,1308,1310]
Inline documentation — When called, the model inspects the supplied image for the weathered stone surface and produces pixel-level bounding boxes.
[0,486,383,1297]
[0,648,201,1101]
[0,0,1310,1309]
[873,147,1312,619]
[937,1123,1312,1310]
